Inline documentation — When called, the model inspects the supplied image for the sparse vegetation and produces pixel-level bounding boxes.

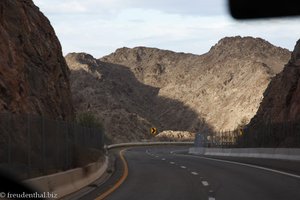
[76,112,112,144]
[76,112,104,131]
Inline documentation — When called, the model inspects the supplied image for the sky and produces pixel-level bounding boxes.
[33,0,300,58]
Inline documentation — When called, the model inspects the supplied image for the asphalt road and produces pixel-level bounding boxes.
[64,146,300,200]
[104,146,300,200]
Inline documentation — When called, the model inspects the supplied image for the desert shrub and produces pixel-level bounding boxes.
[76,112,104,132]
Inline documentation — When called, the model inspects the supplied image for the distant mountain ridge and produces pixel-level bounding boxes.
[66,36,291,142]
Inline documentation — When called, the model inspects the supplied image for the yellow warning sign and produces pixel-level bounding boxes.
[150,127,157,135]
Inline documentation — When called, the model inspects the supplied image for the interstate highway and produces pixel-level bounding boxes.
[67,146,300,200]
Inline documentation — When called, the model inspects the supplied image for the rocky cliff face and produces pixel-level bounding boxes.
[101,36,290,132]
[66,53,210,142]
[66,53,153,142]
[67,36,290,142]
[0,0,74,120]
[249,40,300,125]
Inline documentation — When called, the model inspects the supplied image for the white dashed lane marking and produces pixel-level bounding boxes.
[201,181,209,186]
[153,154,215,199]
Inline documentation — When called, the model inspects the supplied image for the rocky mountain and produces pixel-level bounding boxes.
[101,36,290,131]
[250,40,300,123]
[66,53,152,142]
[246,39,300,147]
[0,0,74,120]
[67,36,290,142]
[66,53,209,143]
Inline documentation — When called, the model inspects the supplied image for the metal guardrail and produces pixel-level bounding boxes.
[107,142,193,150]
[0,113,104,179]
[189,147,300,161]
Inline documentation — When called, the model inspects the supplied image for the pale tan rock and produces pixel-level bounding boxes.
[67,36,291,142]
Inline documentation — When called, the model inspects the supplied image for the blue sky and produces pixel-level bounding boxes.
[33,0,300,58]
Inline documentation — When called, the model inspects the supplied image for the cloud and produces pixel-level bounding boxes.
[33,0,300,58]
[118,0,227,16]
[34,0,227,16]
[35,0,88,14]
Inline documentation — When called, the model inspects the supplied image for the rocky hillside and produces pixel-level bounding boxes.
[101,36,290,132]
[66,53,210,142]
[245,39,300,147]
[68,36,290,142]
[250,40,300,123]
[0,0,74,120]
[66,53,152,142]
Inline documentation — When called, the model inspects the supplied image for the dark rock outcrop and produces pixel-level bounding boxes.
[243,39,300,147]
[0,0,74,120]
[249,39,300,124]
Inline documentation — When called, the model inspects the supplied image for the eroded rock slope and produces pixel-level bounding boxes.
[246,39,300,146]
[67,36,290,142]
[0,0,74,120]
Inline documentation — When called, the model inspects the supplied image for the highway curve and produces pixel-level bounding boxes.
[104,146,300,200]
[65,146,300,200]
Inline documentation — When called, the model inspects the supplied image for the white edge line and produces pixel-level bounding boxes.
[202,181,209,186]
[185,154,300,179]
